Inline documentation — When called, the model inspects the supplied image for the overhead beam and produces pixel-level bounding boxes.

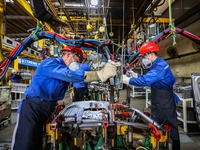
[60,16,122,23]
[44,0,59,17]
[2,45,41,62]
[135,0,150,22]
[5,15,32,19]
[7,33,30,37]
[44,0,71,33]
[138,17,175,23]
[60,16,173,24]
[175,2,200,26]
[57,0,74,32]
[13,0,53,31]
[7,21,28,33]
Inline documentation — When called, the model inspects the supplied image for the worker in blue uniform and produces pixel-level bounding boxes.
[11,45,120,150]
[9,69,23,100]
[123,42,180,150]
[73,54,91,102]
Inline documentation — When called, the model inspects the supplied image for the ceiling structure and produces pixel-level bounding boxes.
[4,0,160,42]
[3,0,200,45]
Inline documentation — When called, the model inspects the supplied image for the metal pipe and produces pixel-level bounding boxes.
[114,121,149,130]
[129,107,163,130]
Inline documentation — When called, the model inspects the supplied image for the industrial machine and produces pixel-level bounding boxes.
[44,101,172,150]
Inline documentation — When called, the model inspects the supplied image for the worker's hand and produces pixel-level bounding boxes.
[108,61,122,67]
[127,70,138,78]
[84,72,99,82]
[122,74,131,85]
[97,61,121,82]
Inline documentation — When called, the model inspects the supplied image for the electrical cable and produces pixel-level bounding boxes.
[0,30,114,79]
[2,25,200,80]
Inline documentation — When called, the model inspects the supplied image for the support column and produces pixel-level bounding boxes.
[0,0,5,85]
[14,57,19,71]
[0,0,5,61]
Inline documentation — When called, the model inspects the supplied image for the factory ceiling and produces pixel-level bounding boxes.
[3,0,160,42]
[3,0,200,44]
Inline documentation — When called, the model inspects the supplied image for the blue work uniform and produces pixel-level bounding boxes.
[9,74,22,83]
[129,57,180,149]
[9,73,22,100]
[73,63,91,102]
[12,57,84,150]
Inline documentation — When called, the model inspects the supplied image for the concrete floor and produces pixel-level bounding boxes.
[0,89,200,150]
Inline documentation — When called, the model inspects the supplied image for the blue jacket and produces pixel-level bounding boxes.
[73,63,91,88]
[24,57,84,101]
[9,74,22,83]
[129,57,180,103]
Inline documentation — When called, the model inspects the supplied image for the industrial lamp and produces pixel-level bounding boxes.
[91,0,98,6]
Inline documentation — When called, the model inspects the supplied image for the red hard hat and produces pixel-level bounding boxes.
[62,45,83,59]
[139,42,160,56]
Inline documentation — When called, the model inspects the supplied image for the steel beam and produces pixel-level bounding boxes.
[0,0,5,61]
[138,17,175,23]
[44,0,59,17]
[57,0,74,32]
[5,15,32,19]
[7,33,30,37]
[2,45,41,62]
[175,2,200,26]
[44,0,70,33]
[13,0,53,31]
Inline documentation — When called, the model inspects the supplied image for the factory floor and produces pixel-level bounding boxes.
[0,89,200,150]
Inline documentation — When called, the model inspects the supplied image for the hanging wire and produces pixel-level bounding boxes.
[122,0,125,76]
[132,0,135,24]
[168,0,176,45]
[109,12,112,33]
[102,0,109,39]
[109,11,114,53]
[132,0,137,53]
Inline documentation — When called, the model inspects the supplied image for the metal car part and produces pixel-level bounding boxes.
[191,73,200,129]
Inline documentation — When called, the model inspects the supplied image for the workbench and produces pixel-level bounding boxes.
[177,96,197,133]
[130,86,149,98]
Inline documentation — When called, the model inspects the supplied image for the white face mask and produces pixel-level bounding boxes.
[140,54,152,69]
[69,62,79,71]
[141,58,152,69]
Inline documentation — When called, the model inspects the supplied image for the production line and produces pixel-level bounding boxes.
[0,25,199,150]
[0,0,200,150]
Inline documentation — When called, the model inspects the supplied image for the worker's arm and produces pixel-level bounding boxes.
[129,63,166,86]
[41,58,119,83]
[41,58,85,83]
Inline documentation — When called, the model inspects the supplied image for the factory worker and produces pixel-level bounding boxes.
[9,69,22,100]
[12,45,120,150]
[73,53,91,102]
[123,42,180,150]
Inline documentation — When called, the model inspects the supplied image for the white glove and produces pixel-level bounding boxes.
[109,61,122,67]
[122,74,131,85]
[97,61,121,82]
[127,70,138,78]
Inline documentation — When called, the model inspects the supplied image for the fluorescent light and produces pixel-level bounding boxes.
[91,0,98,6]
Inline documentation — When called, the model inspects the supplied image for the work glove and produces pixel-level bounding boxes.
[84,71,99,82]
[122,74,131,85]
[127,70,138,78]
[97,61,121,82]
[84,61,121,83]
